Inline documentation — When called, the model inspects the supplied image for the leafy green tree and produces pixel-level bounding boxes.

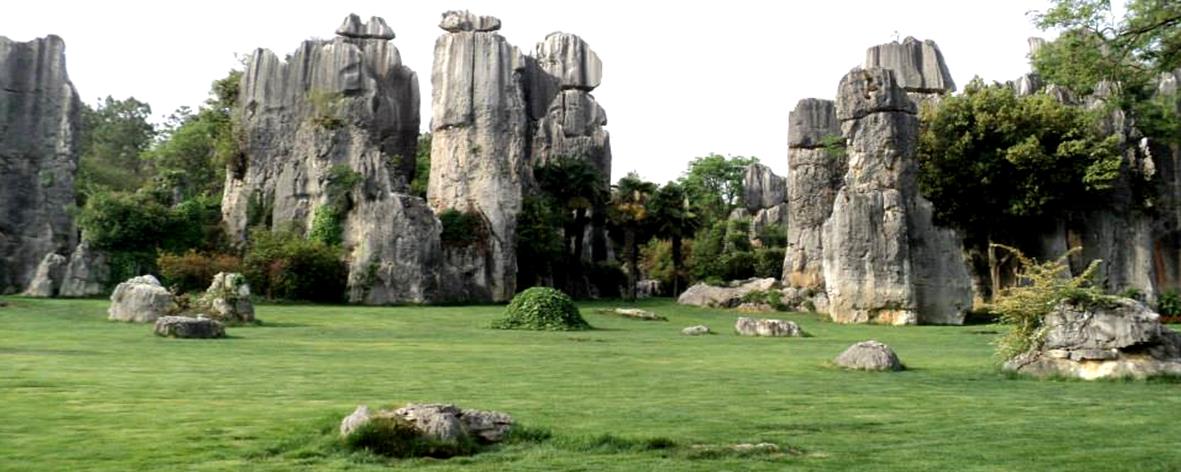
[917,79,1122,297]
[648,182,699,295]
[678,154,759,224]
[146,70,242,201]
[410,133,431,198]
[608,173,657,300]
[533,158,609,295]
[77,96,157,199]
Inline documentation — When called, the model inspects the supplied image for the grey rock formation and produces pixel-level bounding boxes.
[864,37,955,94]
[734,317,803,337]
[677,278,777,308]
[439,10,502,33]
[59,241,110,297]
[340,403,514,444]
[742,163,786,212]
[223,15,437,305]
[336,14,396,40]
[529,32,602,100]
[750,203,788,246]
[834,340,903,371]
[607,308,666,321]
[153,316,226,339]
[531,89,611,178]
[1005,299,1181,379]
[199,272,255,324]
[682,325,712,336]
[784,99,845,290]
[22,253,67,297]
[0,35,81,294]
[108,275,176,323]
[822,68,971,325]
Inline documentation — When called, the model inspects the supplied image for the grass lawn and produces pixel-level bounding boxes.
[2,296,1180,471]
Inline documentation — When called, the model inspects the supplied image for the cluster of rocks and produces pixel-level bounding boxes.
[1005,298,1181,379]
[676,277,827,313]
[199,272,255,324]
[340,403,513,445]
[735,164,788,247]
[107,272,255,338]
[0,35,81,295]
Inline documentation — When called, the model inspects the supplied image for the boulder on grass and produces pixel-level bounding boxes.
[604,308,667,321]
[340,403,513,452]
[199,272,255,324]
[734,317,803,337]
[153,315,226,339]
[682,325,712,336]
[1004,298,1181,380]
[108,275,176,323]
[834,340,903,371]
[677,278,777,308]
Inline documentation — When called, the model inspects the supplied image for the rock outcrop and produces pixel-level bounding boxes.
[340,403,513,444]
[822,67,971,325]
[677,278,777,308]
[864,37,955,99]
[743,163,786,212]
[783,99,844,290]
[153,316,226,339]
[734,317,803,337]
[199,272,255,324]
[0,35,81,294]
[22,253,67,297]
[58,241,110,297]
[1005,299,1181,379]
[223,15,438,304]
[834,340,904,371]
[108,275,176,323]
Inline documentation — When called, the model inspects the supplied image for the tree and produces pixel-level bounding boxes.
[678,154,759,224]
[648,182,699,295]
[534,158,609,295]
[917,78,1122,297]
[608,173,657,301]
[77,96,156,199]
[1033,0,1181,138]
[146,70,242,202]
[410,133,431,198]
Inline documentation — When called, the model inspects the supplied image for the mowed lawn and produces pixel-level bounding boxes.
[2,297,1180,471]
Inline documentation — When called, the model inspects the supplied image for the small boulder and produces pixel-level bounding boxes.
[677,278,778,308]
[108,275,176,323]
[340,405,372,437]
[200,272,255,324]
[682,325,712,336]
[340,403,513,444]
[605,308,667,321]
[439,10,502,32]
[22,253,67,297]
[153,315,226,339]
[734,317,803,337]
[834,340,903,371]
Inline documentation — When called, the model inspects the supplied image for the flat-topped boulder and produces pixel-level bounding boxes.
[734,317,803,337]
[834,340,903,371]
[864,37,955,94]
[153,316,226,339]
[788,98,841,149]
[533,32,602,91]
[340,403,513,444]
[677,278,778,309]
[1005,298,1181,379]
[108,275,176,323]
[439,10,502,32]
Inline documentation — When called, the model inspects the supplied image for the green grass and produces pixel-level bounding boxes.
[2,297,1180,471]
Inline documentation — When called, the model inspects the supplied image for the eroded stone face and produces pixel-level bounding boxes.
[108,275,176,323]
[864,37,956,94]
[0,35,81,294]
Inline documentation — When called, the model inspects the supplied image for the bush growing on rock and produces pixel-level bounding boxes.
[492,287,590,331]
[242,229,346,302]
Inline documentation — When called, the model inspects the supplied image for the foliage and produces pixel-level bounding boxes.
[146,70,242,201]
[309,89,346,130]
[308,165,362,247]
[341,415,476,459]
[516,196,566,288]
[242,229,347,302]
[78,192,223,255]
[157,250,242,294]
[609,173,658,301]
[640,239,678,290]
[647,182,700,295]
[917,79,1122,240]
[754,247,785,279]
[990,245,1109,361]
[438,209,487,248]
[77,96,157,200]
[820,134,848,159]
[1158,290,1181,316]
[741,289,788,311]
[410,133,431,198]
[688,219,728,282]
[677,154,759,224]
[492,287,590,331]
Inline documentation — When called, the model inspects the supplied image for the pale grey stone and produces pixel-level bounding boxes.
[677,278,777,308]
[153,315,226,339]
[734,317,803,337]
[742,163,786,212]
[0,35,81,294]
[336,14,396,40]
[682,325,711,336]
[784,98,846,291]
[59,241,110,297]
[788,98,841,149]
[864,37,956,93]
[610,308,666,321]
[22,253,67,297]
[834,340,903,371]
[439,10,502,32]
[340,405,372,437]
[109,275,176,323]
[199,272,255,324]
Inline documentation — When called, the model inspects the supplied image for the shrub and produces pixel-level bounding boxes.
[243,229,346,302]
[439,208,487,247]
[586,262,626,298]
[990,244,1110,361]
[720,251,756,281]
[342,415,476,459]
[157,250,242,294]
[742,289,788,311]
[1159,290,1181,316]
[492,287,590,331]
[754,247,785,279]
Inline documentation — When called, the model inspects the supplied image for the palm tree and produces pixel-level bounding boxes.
[608,173,657,301]
[649,182,699,296]
[534,158,608,295]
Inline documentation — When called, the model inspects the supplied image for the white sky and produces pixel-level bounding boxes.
[2,1,1052,184]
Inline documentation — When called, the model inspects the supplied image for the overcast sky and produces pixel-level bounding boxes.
[2,1,1052,183]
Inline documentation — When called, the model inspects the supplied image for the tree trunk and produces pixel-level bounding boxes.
[625,228,637,301]
[671,233,683,296]
[988,237,1000,302]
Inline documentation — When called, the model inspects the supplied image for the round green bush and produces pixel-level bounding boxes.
[492,287,590,331]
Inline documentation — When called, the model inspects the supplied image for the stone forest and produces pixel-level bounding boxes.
[4,3,1181,470]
